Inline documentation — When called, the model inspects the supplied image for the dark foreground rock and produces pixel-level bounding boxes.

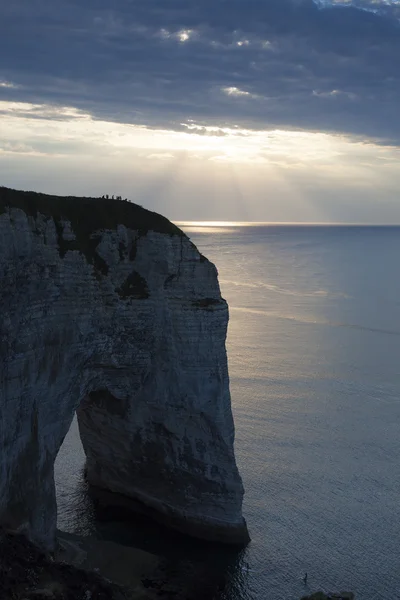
[2,527,356,600]
[56,530,230,600]
[0,529,130,600]
[1,528,233,600]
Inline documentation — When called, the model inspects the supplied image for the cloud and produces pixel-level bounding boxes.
[315,1,400,18]
[312,89,358,100]
[0,81,19,89]
[0,0,399,144]
[222,86,259,99]
[146,152,175,160]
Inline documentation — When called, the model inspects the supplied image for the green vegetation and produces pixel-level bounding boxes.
[0,187,183,237]
[0,186,185,278]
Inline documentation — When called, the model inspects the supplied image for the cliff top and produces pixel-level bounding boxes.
[0,186,184,237]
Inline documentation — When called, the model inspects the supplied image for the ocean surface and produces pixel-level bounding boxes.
[55,224,400,600]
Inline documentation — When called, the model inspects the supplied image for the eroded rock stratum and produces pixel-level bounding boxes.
[0,187,249,549]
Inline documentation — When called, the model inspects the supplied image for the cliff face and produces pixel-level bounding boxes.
[0,187,249,550]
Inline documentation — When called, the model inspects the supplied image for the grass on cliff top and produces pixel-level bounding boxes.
[0,186,184,237]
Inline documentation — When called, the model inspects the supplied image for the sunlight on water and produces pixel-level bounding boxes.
[174,221,267,234]
[175,221,252,227]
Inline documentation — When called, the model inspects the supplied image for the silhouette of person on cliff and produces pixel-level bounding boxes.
[303,572,308,584]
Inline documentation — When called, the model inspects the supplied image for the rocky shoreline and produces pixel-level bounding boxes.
[56,530,231,600]
[1,528,356,600]
[1,528,231,600]
[0,529,129,600]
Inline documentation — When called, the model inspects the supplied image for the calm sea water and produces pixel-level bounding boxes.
[55,225,400,600]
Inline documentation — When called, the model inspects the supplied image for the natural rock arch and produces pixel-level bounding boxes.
[0,187,249,550]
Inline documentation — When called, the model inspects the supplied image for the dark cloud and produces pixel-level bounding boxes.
[1,0,399,142]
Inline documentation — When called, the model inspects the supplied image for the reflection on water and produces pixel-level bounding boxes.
[174,222,318,234]
[174,221,260,229]
[55,418,97,536]
[230,305,400,337]
[55,225,400,600]
[180,227,238,234]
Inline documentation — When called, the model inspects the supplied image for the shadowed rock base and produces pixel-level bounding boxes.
[88,485,251,546]
[56,530,236,600]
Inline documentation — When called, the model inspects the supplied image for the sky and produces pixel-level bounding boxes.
[1,0,400,223]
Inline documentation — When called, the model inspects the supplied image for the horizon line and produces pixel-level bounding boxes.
[173,220,400,227]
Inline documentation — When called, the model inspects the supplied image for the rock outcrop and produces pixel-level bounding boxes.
[0,187,249,550]
[0,528,130,600]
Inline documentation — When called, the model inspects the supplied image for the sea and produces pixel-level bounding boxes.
[55,224,400,600]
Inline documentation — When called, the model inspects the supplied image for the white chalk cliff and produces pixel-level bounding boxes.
[0,187,249,550]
